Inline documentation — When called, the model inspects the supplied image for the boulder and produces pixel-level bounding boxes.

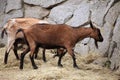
[39,0,66,8]
[90,0,113,27]
[105,1,120,26]
[112,15,120,44]
[66,1,90,27]
[0,0,7,27]
[24,0,66,8]
[0,0,7,15]
[48,5,76,24]
[5,0,22,13]
[0,14,5,27]
[109,15,120,70]
[24,0,41,5]
[74,43,90,56]
[24,5,49,19]
[3,9,23,26]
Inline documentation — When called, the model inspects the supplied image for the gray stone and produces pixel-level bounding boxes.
[66,1,90,27]
[108,15,120,70]
[5,0,22,13]
[0,14,5,27]
[24,0,41,5]
[24,0,66,8]
[0,0,7,15]
[74,43,90,55]
[63,0,83,5]
[110,48,120,70]
[112,15,120,44]
[90,0,112,27]
[24,5,49,19]
[48,5,76,24]
[39,0,66,8]
[105,1,120,26]
[3,9,23,26]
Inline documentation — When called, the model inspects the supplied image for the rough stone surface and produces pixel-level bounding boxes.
[24,0,66,8]
[66,1,90,27]
[24,5,49,19]
[0,0,7,15]
[109,15,120,70]
[5,0,22,13]
[3,9,23,26]
[74,43,90,56]
[49,5,76,24]
[105,1,120,26]
[90,0,111,27]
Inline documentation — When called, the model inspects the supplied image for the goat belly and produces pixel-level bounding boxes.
[37,43,64,49]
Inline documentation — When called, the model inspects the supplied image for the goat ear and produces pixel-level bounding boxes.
[94,40,98,49]
[90,20,94,29]
[1,28,7,38]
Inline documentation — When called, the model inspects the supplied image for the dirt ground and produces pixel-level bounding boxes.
[0,48,120,80]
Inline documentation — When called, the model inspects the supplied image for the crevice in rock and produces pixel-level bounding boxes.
[106,41,117,59]
[46,0,68,10]
[3,0,7,14]
[102,0,115,27]
[111,0,120,8]
[64,14,74,24]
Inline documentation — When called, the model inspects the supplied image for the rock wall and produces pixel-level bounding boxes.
[0,0,120,70]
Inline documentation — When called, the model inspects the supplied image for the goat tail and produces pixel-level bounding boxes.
[1,28,7,38]
[16,28,28,46]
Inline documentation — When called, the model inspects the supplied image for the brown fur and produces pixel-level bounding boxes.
[17,22,103,69]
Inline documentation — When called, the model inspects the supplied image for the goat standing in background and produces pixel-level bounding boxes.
[16,21,103,69]
[1,18,48,64]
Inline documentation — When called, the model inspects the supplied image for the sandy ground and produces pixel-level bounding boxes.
[0,48,120,80]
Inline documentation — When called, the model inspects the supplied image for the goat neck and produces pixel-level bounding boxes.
[74,27,92,41]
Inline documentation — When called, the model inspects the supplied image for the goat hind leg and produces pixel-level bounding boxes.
[20,48,30,69]
[29,54,38,69]
[58,52,66,67]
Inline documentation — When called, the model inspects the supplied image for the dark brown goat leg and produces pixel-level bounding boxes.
[4,51,9,64]
[42,49,47,62]
[58,52,66,67]
[29,54,38,69]
[67,48,79,69]
[20,48,30,69]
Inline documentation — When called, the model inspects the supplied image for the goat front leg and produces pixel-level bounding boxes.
[67,47,79,69]
[4,39,15,64]
[20,48,30,69]
[58,52,66,67]
[42,48,47,62]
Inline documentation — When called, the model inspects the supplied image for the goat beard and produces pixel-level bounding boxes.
[94,40,98,49]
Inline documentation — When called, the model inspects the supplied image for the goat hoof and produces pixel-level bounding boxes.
[74,66,80,69]
[19,67,23,70]
[58,64,63,68]
[33,66,38,69]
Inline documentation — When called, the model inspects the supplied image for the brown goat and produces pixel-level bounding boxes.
[1,18,49,64]
[16,21,103,69]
